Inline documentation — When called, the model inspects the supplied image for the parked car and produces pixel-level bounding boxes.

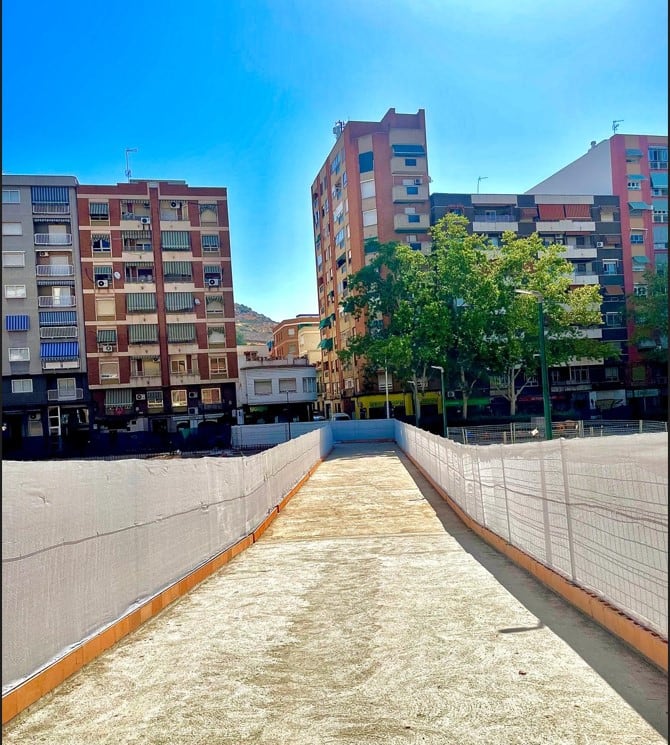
[312,414,326,421]
[330,413,351,421]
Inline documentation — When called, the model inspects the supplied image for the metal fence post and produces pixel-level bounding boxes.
[559,438,577,582]
[499,444,513,544]
[539,447,553,568]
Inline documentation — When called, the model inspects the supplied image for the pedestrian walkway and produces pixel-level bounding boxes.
[3,443,667,744]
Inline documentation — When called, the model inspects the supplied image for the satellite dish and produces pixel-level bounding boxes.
[113,271,121,280]
[194,298,201,305]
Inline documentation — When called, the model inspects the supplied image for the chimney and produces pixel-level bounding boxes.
[590,140,597,150]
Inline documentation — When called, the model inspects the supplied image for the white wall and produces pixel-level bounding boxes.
[526,139,613,195]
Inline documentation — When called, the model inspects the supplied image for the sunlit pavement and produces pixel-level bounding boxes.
[4,442,667,745]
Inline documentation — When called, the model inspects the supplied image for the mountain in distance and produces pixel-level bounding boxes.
[234,303,276,344]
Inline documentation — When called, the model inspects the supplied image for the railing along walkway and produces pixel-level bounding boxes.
[3,443,667,744]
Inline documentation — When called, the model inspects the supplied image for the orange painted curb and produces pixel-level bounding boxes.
[404,452,668,674]
[2,455,328,726]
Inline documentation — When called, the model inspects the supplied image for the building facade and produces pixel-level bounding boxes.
[431,192,633,418]
[76,179,239,436]
[526,135,668,416]
[2,176,91,458]
[271,314,320,362]
[311,108,430,418]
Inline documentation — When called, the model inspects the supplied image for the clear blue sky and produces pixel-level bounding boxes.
[3,0,667,322]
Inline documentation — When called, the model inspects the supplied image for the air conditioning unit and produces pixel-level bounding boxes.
[446,390,456,398]
[101,344,114,353]
[29,412,41,421]
[207,277,221,287]
[143,202,150,208]
[188,391,198,399]
[596,241,604,248]
[188,407,198,416]
[170,201,182,209]
[96,279,109,288]
[140,216,151,225]
[413,178,422,185]
[40,251,49,257]
[135,393,146,400]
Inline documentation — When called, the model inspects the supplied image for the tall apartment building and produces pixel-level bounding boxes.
[431,192,632,417]
[2,176,91,458]
[77,179,239,435]
[311,108,430,417]
[526,134,668,416]
[271,314,320,363]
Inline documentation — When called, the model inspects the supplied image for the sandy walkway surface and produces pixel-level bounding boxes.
[3,443,667,744]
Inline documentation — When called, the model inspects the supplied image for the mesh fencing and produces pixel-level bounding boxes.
[396,422,668,639]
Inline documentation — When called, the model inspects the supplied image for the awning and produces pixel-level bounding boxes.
[122,230,153,240]
[652,199,668,210]
[625,148,643,157]
[104,389,133,407]
[604,285,625,295]
[39,311,77,326]
[564,204,591,219]
[651,173,668,188]
[538,204,565,220]
[5,314,30,331]
[89,202,109,215]
[165,292,194,312]
[628,201,652,210]
[40,341,79,360]
[36,279,76,287]
[520,207,538,219]
[626,174,645,181]
[31,186,69,203]
[128,324,159,343]
[93,266,113,277]
[123,261,154,268]
[163,261,192,276]
[207,327,226,343]
[126,293,157,312]
[632,255,650,264]
[161,231,191,249]
[199,203,217,213]
[96,329,117,343]
[604,234,621,245]
[205,294,223,306]
[167,323,196,342]
[91,233,111,242]
[319,316,332,328]
[201,235,219,247]
[391,144,426,157]
[318,338,334,350]
[203,264,222,274]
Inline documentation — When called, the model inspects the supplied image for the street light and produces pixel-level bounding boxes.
[431,365,448,438]
[384,363,390,419]
[515,289,552,440]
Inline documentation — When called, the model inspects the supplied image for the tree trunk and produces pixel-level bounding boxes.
[460,367,469,420]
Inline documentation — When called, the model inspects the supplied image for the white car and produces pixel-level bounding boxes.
[330,413,351,421]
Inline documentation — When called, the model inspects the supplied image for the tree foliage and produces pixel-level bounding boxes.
[628,268,669,364]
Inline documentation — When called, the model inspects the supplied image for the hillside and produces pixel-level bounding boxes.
[234,303,276,344]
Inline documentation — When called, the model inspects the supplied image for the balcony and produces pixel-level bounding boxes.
[559,247,598,260]
[34,233,72,246]
[36,264,74,277]
[38,296,76,307]
[393,214,430,232]
[392,185,429,203]
[47,388,83,402]
[129,375,163,387]
[32,203,70,215]
[169,373,201,385]
[472,219,519,233]
[570,273,599,285]
[536,220,595,233]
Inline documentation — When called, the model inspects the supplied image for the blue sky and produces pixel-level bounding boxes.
[3,0,667,322]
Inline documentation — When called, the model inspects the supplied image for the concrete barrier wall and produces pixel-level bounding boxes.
[231,419,394,448]
[396,422,668,642]
[2,427,332,694]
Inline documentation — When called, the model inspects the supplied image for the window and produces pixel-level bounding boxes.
[648,147,668,169]
[210,356,228,376]
[627,180,641,190]
[147,390,164,408]
[89,202,109,221]
[11,378,33,393]
[404,158,417,166]
[201,234,220,251]
[602,260,619,275]
[8,347,30,362]
[287,327,296,336]
[407,214,420,223]
[360,179,375,199]
[302,377,316,393]
[170,355,190,374]
[171,389,187,407]
[201,387,221,404]
[95,297,116,319]
[362,209,377,227]
[92,235,111,252]
[406,186,419,196]
[653,206,668,223]
[254,379,272,395]
[358,151,374,173]
[604,367,619,382]
[2,189,20,203]
[57,378,76,398]
[99,361,119,381]
[278,378,297,393]
[569,367,589,383]
[5,285,27,298]
[2,251,26,267]
[630,233,645,244]
[2,222,22,236]
[605,312,623,327]
[652,187,669,197]
[207,326,226,346]
[199,204,219,224]
[633,284,648,296]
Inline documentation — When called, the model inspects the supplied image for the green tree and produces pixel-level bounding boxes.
[628,268,669,364]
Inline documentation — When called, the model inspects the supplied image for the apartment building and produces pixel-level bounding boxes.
[430,192,628,418]
[2,176,91,458]
[311,108,430,418]
[77,179,239,435]
[526,134,668,416]
[271,314,320,363]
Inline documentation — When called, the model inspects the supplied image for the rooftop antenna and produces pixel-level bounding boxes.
[612,120,623,135]
[332,120,345,140]
[124,148,138,181]
[476,176,488,194]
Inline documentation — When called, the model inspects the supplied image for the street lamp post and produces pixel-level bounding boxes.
[384,363,390,419]
[515,290,552,440]
[431,365,448,438]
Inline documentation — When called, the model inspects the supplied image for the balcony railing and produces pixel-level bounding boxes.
[32,203,70,215]
[472,214,516,222]
[38,296,76,307]
[34,233,72,246]
[47,388,83,401]
[36,264,74,276]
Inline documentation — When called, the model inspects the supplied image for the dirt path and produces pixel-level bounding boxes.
[3,443,667,744]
